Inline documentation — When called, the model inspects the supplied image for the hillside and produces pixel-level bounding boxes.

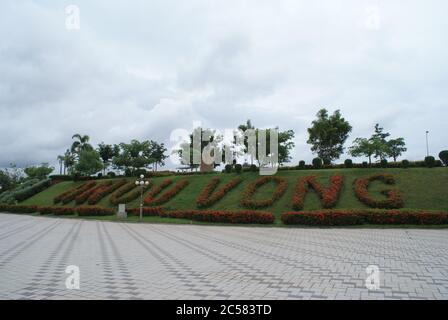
[21,168,448,219]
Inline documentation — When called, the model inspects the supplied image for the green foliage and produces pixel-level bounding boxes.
[235,164,242,174]
[250,164,257,172]
[75,150,103,176]
[380,159,388,168]
[24,163,54,180]
[224,164,232,173]
[439,150,448,166]
[401,160,410,168]
[424,156,436,168]
[387,138,407,162]
[344,159,353,168]
[97,142,120,174]
[0,170,13,192]
[307,109,352,163]
[298,160,306,169]
[312,157,323,169]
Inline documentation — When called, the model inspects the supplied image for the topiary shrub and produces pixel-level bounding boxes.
[312,158,323,169]
[323,159,331,166]
[224,164,232,173]
[298,160,306,170]
[250,164,257,172]
[344,159,353,168]
[234,164,242,174]
[401,159,410,168]
[425,156,436,168]
[439,150,448,166]
[107,171,116,178]
[380,159,388,168]
[362,161,368,168]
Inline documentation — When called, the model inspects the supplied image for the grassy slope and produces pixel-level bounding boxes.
[22,168,448,219]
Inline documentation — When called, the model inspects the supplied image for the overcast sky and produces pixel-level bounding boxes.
[1,0,447,169]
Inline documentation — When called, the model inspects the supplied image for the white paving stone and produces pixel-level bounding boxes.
[0,213,447,300]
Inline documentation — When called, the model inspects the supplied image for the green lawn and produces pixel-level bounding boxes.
[22,168,448,222]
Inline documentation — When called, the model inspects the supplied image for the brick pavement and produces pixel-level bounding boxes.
[0,213,447,300]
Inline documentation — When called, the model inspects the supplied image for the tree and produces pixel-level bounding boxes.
[0,170,13,192]
[387,138,407,162]
[63,149,76,174]
[371,124,391,160]
[71,134,93,157]
[74,150,103,176]
[57,155,64,175]
[112,140,154,175]
[439,150,448,166]
[24,163,54,180]
[149,141,168,171]
[177,128,222,171]
[97,142,119,174]
[349,138,377,165]
[307,109,352,163]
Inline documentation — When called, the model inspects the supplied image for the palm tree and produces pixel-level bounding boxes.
[63,149,75,174]
[71,134,93,157]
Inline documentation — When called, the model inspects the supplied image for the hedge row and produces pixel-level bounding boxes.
[127,207,162,217]
[240,176,288,209]
[87,179,128,205]
[353,174,404,209]
[143,179,189,206]
[196,177,242,208]
[160,210,275,224]
[281,210,448,226]
[54,181,97,204]
[0,179,44,204]
[292,175,344,210]
[0,205,115,216]
[109,181,142,205]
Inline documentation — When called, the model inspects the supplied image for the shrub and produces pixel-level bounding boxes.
[109,181,141,205]
[353,174,404,209]
[234,164,242,174]
[312,158,323,169]
[362,161,368,168]
[76,206,115,216]
[401,159,410,168]
[196,177,242,208]
[292,175,344,210]
[49,175,73,181]
[240,176,288,209]
[439,150,448,166]
[281,210,448,226]
[75,182,111,205]
[323,159,331,166]
[87,179,127,205]
[250,164,257,172]
[144,179,189,206]
[424,156,436,168]
[380,159,388,168]
[224,164,232,173]
[54,181,97,204]
[298,161,306,170]
[38,206,76,215]
[0,204,38,213]
[107,172,116,178]
[344,159,353,168]
[161,210,275,224]
[127,207,163,217]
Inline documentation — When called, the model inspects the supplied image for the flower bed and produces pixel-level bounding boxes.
[54,181,97,204]
[87,179,127,205]
[109,181,144,205]
[127,207,163,217]
[292,175,344,210]
[240,176,288,209]
[196,177,242,208]
[76,206,115,217]
[144,179,189,206]
[354,174,404,209]
[281,210,448,226]
[161,209,275,224]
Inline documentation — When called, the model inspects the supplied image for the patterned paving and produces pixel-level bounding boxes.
[0,213,447,300]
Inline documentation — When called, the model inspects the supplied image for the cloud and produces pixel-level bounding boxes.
[0,0,447,169]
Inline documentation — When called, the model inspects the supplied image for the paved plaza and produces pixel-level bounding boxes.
[0,213,447,300]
